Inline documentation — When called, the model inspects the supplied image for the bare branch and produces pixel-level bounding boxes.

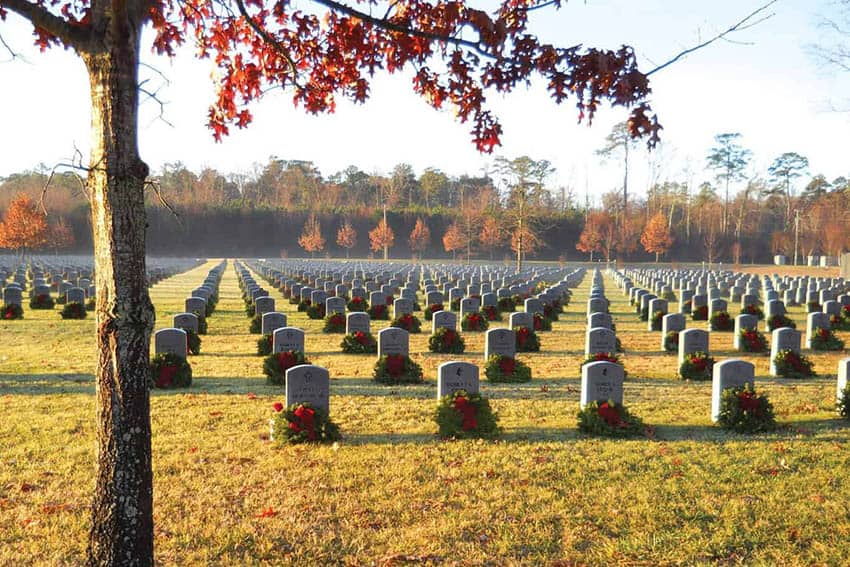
[145,179,183,224]
[646,0,778,76]
[38,150,90,215]
[139,84,174,128]
[0,30,21,61]
[0,0,90,50]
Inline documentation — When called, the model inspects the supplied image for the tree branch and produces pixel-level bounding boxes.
[646,0,777,76]
[309,0,495,60]
[0,0,89,49]
[233,0,297,82]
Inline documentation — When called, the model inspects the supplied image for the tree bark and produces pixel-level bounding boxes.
[83,19,155,567]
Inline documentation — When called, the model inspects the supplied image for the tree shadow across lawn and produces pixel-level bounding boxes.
[0,372,94,395]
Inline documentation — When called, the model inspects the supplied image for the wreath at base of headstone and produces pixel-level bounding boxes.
[838,383,850,420]
[434,390,500,439]
[543,304,559,322]
[347,297,368,312]
[830,314,850,331]
[807,302,822,313]
[372,354,424,384]
[341,331,378,354]
[86,297,96,311]
[577,400,646,438]
[773,349,816,379]
[323,313,347,333]
[810,328,845,351]
[149,353,192,389]
[650,310,664,331]
[296,300,311,312]
[638,305,649,321]
[484,354,532,383]
[29,294,54,310]
[581,353,628,378]
[249,315,262,334]
[766,314,795,332]
[270,401,341,444]
[2,303,23,320]
[60,301,87,320]
[428,327,465,354]
[423,304,444,320]
[738,329,768,353]
[710,310,734,332]
[678,351,715,381]
[461,312,489,332]
[664,331,679,353]
[532,314,551,332]
[691,305,709,321]
[450,298,461,311]
[193,312,208,335]
[515,326,540,352]
[741,304,764,319]
[367,304,389,320]
[498,297,515,313]
[186,330,202,355]
[482,305,501,322]
[55,295,67,305]
[263,350,308,385]
[716,385,776,433]
[306,304,326,320]
[244,303,255,317]
[390,313,422,333]
[257,334,273,356]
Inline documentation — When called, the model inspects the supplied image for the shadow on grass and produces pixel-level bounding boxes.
[0,373,94,394]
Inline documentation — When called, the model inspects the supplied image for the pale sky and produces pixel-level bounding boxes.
[0,0,848,204]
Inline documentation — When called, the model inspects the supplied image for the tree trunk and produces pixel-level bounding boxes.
[83,24,156,567]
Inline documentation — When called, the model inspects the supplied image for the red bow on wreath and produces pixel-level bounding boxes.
[157,364,178,388]
[386,355,405,377]
[498,357,515,375]
[453,396,477,431]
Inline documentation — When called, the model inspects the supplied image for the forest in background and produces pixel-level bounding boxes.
[1,140,848,263]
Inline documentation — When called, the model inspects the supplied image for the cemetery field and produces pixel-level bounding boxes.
[4,261,850,565]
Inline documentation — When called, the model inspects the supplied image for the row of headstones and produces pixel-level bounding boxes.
[584,269,620,355]
[2,258,204,309]
[251,259,583,311]
[267,324,528,360]
[243,260,579,336]
[273,352,850,430]
[618,267,848,313]
[154,262,226,357]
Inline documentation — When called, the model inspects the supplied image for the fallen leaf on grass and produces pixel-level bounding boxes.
[255,507,276,518]
[19,482,37,493]
[41,503,73,514]
[246,392,257,400]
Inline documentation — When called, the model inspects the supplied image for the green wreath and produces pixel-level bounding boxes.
[461,312,489,332]
[577,400,646,438]
[271,402,341,444]
[428,327,465,354]
[257,333,273,356]
[678,351,715,381]
[390,313,422,333]
[323,312,347,333]
[150,353,192,389]
[372,354,424,384]
[716,385,776,433]
[263,350,308,385]
[341,331,378,354]
[60,301,87,320]
[434,390,500,439]
[773,349,816,379]
[29,294,54,310]
[515,326,540,352]
[484,354,532,383]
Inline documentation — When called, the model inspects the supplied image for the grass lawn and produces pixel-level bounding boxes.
[2,260,850,565]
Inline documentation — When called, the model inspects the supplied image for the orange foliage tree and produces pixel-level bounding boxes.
[0,194,50,257]
[479,216,502,260]
[510,225,541,262]
[336,219,357,259]
[640,211,674,262]
[369,217,395,260]
[443,223,465,260]
[49,218,76,252]
[408,218,431,259]
[576,212,604,261]
[297,214,325,257]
